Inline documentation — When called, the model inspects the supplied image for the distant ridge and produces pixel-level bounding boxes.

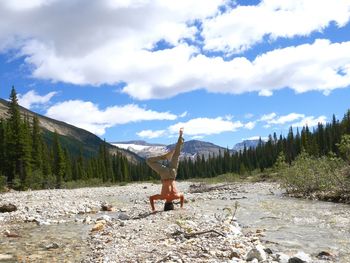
[0,98,141,163]
[232,139,264,152]
[114,139,228,160]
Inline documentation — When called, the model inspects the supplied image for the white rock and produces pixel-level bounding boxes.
[246,245,267,262]
[274,253,290,263]
[293,251,312,262]
[0,254,13,260]
[83,216,92,224]
[96,215,112,222]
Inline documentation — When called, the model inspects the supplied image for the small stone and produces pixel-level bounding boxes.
[101,203,113,211]
[45,243,59,250]
[35,219,51,226]
[83,216,92,224]
[92,222,105,231]
[229,250,240,259]
[288,257,305,263]
[4,230,21,238]
[117,212,130,220]
[264,248,273,254]
[316,251,334,260]
[289,252,311,263]
[274,253,290,263]
[96,215,112,222]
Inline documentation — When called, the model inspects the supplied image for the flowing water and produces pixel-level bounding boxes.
[198,183,350,262]
[0,221,90,262]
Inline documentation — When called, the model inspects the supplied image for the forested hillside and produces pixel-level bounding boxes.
[0,88,155,190]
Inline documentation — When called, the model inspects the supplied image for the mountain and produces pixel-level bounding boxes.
[0,98,141,163]
[111,141,168,159]
[232,139,263,152]
[114,139,228,160]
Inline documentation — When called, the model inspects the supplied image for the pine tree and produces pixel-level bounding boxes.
[52,131,65,188]
[6,87,32,188]
[31,116,43,170]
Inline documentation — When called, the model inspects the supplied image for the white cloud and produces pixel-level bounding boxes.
[244,121,256,130]
[202,0,350,53]
[259,113,277,122]
[168,117,243,136]
[291,115,327,128]
[137,129,166,139]
[179,111,188,118]
[0,1,349,100]
[137,116,245,139]
[45,100,178,136]
[259,112,327,128]
[244,136,268,141]
[268,113,305,125]
[18,90,57,109]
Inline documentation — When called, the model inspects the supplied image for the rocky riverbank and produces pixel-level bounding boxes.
[0,182,340,262]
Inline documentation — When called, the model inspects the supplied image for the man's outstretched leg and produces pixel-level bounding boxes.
[169,128,184,171]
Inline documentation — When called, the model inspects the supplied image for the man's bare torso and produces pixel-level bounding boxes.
[160,179,180,202]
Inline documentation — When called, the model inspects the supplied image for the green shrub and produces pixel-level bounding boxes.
[281,151,346,194]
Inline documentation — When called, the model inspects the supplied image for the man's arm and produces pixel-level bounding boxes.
[179,193,185,208]
[149,194,162,212]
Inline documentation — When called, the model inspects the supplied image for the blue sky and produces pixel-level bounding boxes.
[0,0,350,148]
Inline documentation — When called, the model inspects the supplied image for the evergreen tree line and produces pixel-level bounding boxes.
[176,110,350,180]
[0,88,156,190]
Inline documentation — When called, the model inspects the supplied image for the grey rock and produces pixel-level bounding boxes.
[117,212,130,220]
[45,243,59,250]
[246,245,267,261]
[274,252,290,263]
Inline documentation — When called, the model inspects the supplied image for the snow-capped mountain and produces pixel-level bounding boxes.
[112,140,227,160]
[111,140,168,159]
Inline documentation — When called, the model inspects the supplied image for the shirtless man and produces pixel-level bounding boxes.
[147,128,185,212]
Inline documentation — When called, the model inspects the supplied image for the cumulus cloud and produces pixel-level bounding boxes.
[137,129,166,139]
[18,90,57,109]
[202,0,350,53]
[259,112,327,128]
[267,113,305,125]
[137,116,248,139]
[45,100,178,136]
[168,117,244,136]
[0,1,350,100]
[244,121,256,130]
[259,113,277,122]
[291,115,327,128]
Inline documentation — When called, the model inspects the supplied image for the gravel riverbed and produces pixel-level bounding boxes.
[0,182,339,262]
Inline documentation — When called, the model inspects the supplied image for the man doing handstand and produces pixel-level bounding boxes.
[147,128,185,212]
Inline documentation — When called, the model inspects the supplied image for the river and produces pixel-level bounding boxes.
[0,182,349,262]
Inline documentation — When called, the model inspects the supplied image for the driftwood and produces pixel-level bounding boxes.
[172,229,225,239]
[189,183,233,193]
